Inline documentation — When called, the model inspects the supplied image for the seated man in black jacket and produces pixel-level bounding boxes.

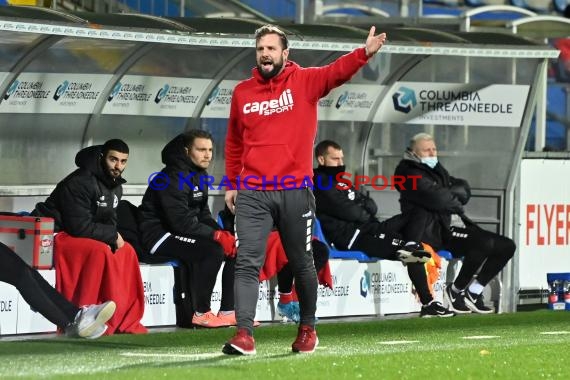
[313,140,453,318]
[394,133,516,314]
[33,139,146,335]
[138,130,233,328]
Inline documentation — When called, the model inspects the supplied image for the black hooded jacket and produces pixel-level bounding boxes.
[34,145,125,245]
[138,134,220,253]
[394,150,470,249]
[313,165,379,249]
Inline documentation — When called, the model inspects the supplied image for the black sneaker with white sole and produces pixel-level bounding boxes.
[464,290,495,314]
[444,286,472,314]
[420,301,455,318]
[396,242,432,264]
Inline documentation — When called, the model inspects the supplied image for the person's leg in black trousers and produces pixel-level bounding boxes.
[0,242,116,337]
[276,239,330,322]
[0,242,78,328]
[444,225,515,313]
[154,235,224,325]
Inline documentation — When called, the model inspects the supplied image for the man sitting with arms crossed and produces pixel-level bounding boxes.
[313,140,454,318]
[394,133,516,314]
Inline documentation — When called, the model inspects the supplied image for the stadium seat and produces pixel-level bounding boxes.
[313,218,377,262]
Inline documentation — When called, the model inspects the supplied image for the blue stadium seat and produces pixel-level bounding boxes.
[313,218,377,262]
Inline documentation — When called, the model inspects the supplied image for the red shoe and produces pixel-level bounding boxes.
[222,328,256,355]
[192,311,225,328]
[292,324,318,353]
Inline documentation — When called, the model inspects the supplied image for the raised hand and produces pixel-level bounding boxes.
[365,26,387,57]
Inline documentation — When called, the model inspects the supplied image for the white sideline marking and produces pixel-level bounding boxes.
[462,335,499,340]
[120,352,223,359]
[540,331,570,335]
[379,340,419,345]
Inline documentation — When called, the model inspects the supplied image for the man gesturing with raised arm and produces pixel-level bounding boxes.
[223,25,387,355]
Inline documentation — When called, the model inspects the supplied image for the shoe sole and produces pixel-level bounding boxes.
[292,337,319,354]
[222,342,256,355]
[192,323,228,328]
[444,290,472,314]
[464,298,495,314]
[77,301,116,338]
[396,250,431,264]
[420,312,455,318]
[85,324,108,340]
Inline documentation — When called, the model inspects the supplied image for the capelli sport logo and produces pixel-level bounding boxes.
[392,86,417,113]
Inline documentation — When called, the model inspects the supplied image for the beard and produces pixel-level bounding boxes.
[108,168,123,179]
[256,59,284,80]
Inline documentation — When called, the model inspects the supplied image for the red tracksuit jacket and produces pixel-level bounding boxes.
[225,47,370,190]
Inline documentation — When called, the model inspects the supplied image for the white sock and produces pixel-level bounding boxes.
[468,280,485,295]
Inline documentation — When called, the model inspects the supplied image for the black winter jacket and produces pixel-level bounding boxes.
[394,151,470,249]
[138,134,219,253]
[313,165,379,249]
[34,145,124,246]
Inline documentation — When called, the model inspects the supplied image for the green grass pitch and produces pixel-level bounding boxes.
[1,310,569,379]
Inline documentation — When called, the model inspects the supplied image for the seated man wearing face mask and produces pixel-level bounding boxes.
[394,133,516,315]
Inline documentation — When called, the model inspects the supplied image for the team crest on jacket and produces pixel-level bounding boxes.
[97,195,107,207]
[193,185,203,199]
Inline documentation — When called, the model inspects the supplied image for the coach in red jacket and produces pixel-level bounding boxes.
[222,24,387,356]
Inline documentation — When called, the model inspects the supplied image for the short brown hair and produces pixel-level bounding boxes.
[315,140,342,158]
[254,24,288,50]
[183,129,213,148]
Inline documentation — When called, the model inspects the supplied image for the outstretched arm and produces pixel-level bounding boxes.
[365,26,387,57]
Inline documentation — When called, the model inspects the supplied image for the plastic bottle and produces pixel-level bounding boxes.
[548,279,560,306]
[563,280,570,309]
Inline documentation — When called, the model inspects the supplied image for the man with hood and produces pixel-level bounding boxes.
[312,140,454,318]
[394,133,516,314]
[223,24,387,355]
[139,129,233,328]
[34,139,146,335]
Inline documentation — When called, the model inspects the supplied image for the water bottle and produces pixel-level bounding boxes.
[563,280,570,310]
[548,279,560,306]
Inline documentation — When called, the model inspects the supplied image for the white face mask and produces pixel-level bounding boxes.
[421,156,438,169]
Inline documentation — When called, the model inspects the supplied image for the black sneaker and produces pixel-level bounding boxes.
[396,242,432,264]
[420,301,455,318]
[464,290,495,314]
[444,286,472,314]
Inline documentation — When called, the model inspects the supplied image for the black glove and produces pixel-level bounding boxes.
[450,178,471,205]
